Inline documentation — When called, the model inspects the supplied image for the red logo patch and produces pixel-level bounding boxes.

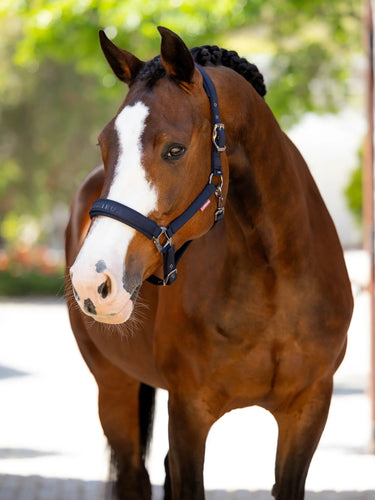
[200,199,211,212]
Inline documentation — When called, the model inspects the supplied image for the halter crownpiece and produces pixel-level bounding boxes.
[89,65,226,286]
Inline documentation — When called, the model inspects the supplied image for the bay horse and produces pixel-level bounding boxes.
[65,26,353,500]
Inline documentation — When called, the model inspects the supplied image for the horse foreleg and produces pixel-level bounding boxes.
[98,375,154,500]
[167,393,215,500]
[271,376,333,500]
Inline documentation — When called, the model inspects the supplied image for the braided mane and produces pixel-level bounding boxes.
[138,45,266,97]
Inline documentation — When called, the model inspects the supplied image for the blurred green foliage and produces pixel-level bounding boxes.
[0,270,64,296]
[344,148,363,228]
[0,0,363,249]
[0,244,64,295]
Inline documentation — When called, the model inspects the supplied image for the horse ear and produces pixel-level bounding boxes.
[99,30,144,84]
[158,26,195,84]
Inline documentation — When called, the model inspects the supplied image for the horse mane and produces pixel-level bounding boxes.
[137,45,266,98]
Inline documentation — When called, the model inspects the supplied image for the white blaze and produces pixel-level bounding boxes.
[110,102,157,211]
[73,101,157,277]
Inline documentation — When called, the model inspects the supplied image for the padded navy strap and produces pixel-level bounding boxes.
[166,182,216,238]
[161,244,178,286]
[196,64,226,176]
[146,240,192,286]
[196,64,222,126]
[89,199,161,240]
[90,183,215,243]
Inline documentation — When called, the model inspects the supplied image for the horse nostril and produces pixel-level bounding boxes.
[97,277,111,299]
[84,298,97,315]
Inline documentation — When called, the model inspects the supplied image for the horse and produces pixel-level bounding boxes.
[65,26,353,500]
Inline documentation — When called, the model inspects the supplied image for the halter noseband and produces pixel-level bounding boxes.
[89,65,226,286]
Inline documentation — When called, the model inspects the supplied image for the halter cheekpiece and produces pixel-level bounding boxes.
[89,65,226,286]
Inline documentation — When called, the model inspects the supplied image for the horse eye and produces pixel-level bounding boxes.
[162,144,186,161]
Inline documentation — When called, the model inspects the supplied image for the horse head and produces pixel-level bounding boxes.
[69,27,229,324]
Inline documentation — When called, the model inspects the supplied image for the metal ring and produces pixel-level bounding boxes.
[209,173,224,190]
[153,227,172,253]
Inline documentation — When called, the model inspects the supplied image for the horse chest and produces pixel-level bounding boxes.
[150,275,339,408]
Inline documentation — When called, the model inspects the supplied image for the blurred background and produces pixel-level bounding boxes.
[0,0,364,296]
[0,1,373,499]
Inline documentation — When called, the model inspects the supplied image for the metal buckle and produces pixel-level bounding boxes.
[214,185,225,221]
[212,123,226,152]
[163,268,177,286]
[153,227,172,253]
[215,207,225,222]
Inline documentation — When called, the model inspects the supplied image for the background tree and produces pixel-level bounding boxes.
[0,0,362,247]
[344,149,363,228]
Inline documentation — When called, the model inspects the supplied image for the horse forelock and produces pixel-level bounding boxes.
[137,56,167,88]
[136,47,266,97]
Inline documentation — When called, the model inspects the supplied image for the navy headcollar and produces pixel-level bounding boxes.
[89,64,226,286]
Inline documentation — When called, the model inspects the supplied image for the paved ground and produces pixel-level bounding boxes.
[0,250,374,499]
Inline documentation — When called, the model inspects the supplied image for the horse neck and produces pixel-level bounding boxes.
[223,84,313,268]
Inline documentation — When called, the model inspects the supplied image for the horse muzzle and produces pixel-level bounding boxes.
[69,262,139,325]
